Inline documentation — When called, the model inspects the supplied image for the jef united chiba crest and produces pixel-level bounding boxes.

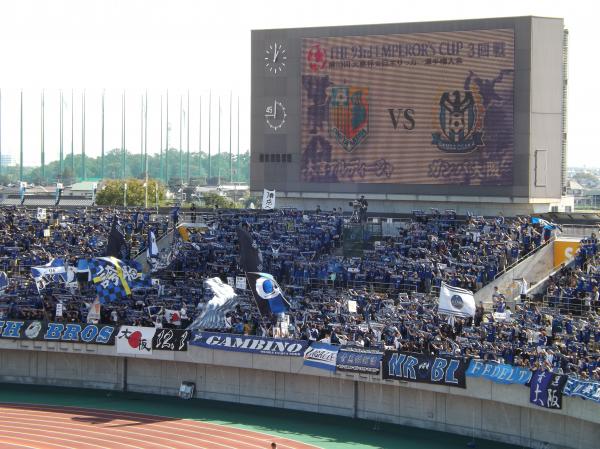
[432,90,484,154]
[329,86,369,153]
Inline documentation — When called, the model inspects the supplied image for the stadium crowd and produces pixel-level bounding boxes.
[0,205,598,381]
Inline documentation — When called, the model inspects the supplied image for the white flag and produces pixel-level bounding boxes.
[164,309,182,326]
[147,230,159,259]
[438,282,476,318]
[262,189,276,210]
[87,299,101,323]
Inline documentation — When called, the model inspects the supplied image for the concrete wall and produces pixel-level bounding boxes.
[1,339,599,449]
[475,239,556,305]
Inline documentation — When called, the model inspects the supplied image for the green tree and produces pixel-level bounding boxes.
[202,192,239,209]
[96,178,166,207]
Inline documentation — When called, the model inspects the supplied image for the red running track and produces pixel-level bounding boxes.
[0,403,321,449]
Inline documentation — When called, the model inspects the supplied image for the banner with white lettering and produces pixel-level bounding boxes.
[303,342,339,372]
[0,320,116,344]
[262,189,276,210]
[562,377,600,403]
[466,359,532,385]
[529,370,567,410]
[235,276,246,290]
[382,351,467,388]
[336,347,382,374]
[189,331,308,357]
[116,326,155,355]
[152,328,190,351]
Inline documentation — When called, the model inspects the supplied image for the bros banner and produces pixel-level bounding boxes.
[301,29,514,185]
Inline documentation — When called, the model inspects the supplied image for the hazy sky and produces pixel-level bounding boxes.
[0,0,597,168]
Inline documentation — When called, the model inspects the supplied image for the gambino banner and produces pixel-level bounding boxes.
[190,331,308,357]
[382,351,467,388]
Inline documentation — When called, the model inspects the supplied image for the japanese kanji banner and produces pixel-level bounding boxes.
[529,370,567,410]
[116,326,155,355]
[300,29,514,185]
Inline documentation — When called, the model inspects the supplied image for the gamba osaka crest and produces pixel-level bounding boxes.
[432,89,484,154]
[329,86,369,153]
[246,272,290,317]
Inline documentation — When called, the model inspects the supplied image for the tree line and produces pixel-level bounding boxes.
[0,148,250,186]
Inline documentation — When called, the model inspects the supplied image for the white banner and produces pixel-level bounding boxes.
[37,208,47,220]
[116,326,155,355]
[348,300,357,313]
[262,189,276,210]
[227,277,235,287]
[55,303,63,318]
[235,276,246,290]
[438,282,476,318]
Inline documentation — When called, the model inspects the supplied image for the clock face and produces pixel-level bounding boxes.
[265,42,287,75]
[264,100,287,131]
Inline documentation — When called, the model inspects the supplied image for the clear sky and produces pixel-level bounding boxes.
[0,0,597,168]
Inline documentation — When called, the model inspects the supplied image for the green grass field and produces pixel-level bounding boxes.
[0,383,523,449]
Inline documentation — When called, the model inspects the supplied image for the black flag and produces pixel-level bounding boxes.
[106,216,128,260]
[236,227,261,272]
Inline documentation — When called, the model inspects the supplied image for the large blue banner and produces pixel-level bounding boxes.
[466,359,532,385]
[336,347,382,374]
[563,377,600,403]
[303,342,340,371]
[189,332,308,357]
[0,320,116,344]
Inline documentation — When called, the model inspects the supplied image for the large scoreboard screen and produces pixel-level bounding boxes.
[299,29,514,186]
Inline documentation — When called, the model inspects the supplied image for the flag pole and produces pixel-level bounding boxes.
[0,89,2,177]
[145,90,148,209]
[140,93,144,177]
[121,91,126,179]
[237,96,240,183]
[41,90,45,181]
[101,89,105,179]
[229,91,232,183]
[208,90,211,182]
[179,94,183,184]
[186,89,190,184]
[71,89,74,176]
[144,89,148,178]
[19,90,23,182]
[160,94,163,182]
[198,95,202,180]
[81,90,86,180]
[59,90,63,179]
[218,95,221,185]
[165,90,169,185]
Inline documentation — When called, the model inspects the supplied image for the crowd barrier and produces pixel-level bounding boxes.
[1,320,598,412]
[2,324,600,449]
